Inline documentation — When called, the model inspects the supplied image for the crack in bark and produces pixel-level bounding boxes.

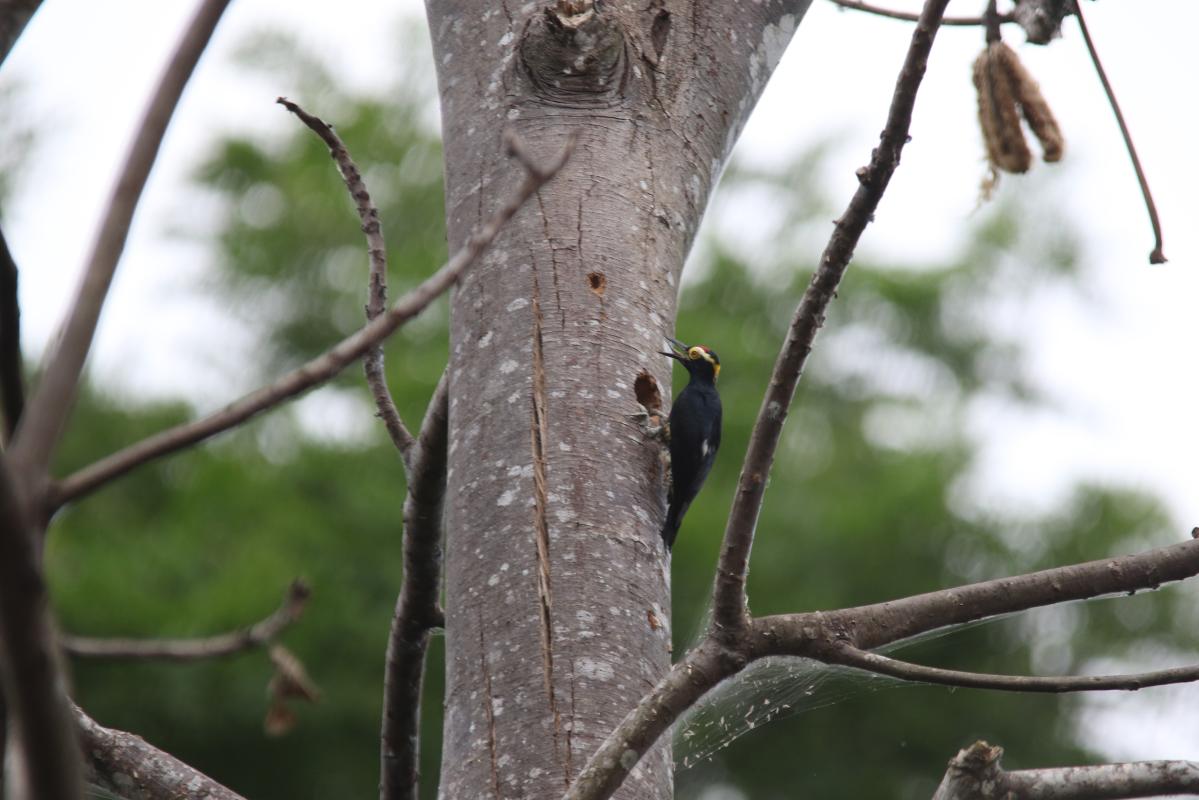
[535,194,567,329]
[478,619,503,800]
[575,195,586,269]
[474,162,485,259]
[650,7,671,62]
[529,261,567,777]
[638,120,666,292]
[566,659,577,784]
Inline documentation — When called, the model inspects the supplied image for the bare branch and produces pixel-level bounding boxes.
[1003,761,1199,799]
[276,97,417,458]
[0,0,42,69]
[0,457,82,800]
[1073,1,1166,264]
[77,706,247,800]
[934,741,1199,800]
[276,101,465,799]
[51,135,575,510]
[712,0,953,637]
[830,645,1199,694]
[0,226,23,444]
[826,0,1010,26]
[61,579,309,661]
[8,0,234,481]
[381,369,449,800]
[756,537,1199,653]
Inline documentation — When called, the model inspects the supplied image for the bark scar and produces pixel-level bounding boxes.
[530,263,566,771]
[536,194,567,328]
[566,659,577,784]
[479,614,502,799]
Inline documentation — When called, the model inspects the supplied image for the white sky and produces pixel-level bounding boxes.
[3,0,1197,768]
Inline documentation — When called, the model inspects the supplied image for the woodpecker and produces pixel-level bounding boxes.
[661,336,722,549]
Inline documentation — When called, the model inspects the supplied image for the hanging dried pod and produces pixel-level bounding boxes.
[972,41,1064,184]
[994,41,1064,162]
[973,41,1032,175]
[264,643,321,736]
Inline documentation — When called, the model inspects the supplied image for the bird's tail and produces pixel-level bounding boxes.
[661,502,684,550]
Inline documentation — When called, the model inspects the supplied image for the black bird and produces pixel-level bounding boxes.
[661,336,722,549]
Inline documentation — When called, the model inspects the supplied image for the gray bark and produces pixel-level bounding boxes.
[424,1,811,797]
[76,707,246,800]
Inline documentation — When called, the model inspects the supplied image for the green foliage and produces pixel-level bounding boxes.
[39,26,1193,800]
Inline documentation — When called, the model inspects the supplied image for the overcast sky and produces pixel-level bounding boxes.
[3,0,1197,764]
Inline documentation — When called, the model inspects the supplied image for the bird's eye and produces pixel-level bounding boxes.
[688,347,703,360]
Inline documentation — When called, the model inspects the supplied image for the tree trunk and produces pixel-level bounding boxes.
[425,2,811,796]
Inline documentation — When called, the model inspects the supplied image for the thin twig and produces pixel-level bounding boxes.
[711,0,952,638]
[983,0,1001,43]
[0,225,23,444]
[61,579,309,661]
[50,134,575,511]
[381,369,449,800]
[826,0,1009,26]
[77,705,247,800]
[277,97,417,459]
[0,457,83,800]
[8,0,234,482]
[1073,1,1166,264]
[830,645,1199,693]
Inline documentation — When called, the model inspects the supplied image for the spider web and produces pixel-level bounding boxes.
[672,610,1015,769]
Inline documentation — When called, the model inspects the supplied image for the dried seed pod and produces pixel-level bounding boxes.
[264,643,320,736]
[973,43,1032,175]
[995,42,1065,162]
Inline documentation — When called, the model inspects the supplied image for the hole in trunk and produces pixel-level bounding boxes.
[587,271,606,296]
[634,370,662,413]
[651,10,671,61]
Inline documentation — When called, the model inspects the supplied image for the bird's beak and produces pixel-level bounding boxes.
[661,336,688,361]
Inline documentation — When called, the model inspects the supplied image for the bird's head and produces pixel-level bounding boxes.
[662,336,720,381]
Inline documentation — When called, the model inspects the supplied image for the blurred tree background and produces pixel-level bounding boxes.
[25,25,1191,800]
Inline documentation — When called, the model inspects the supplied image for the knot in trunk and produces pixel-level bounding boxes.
[521,3,627,105]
